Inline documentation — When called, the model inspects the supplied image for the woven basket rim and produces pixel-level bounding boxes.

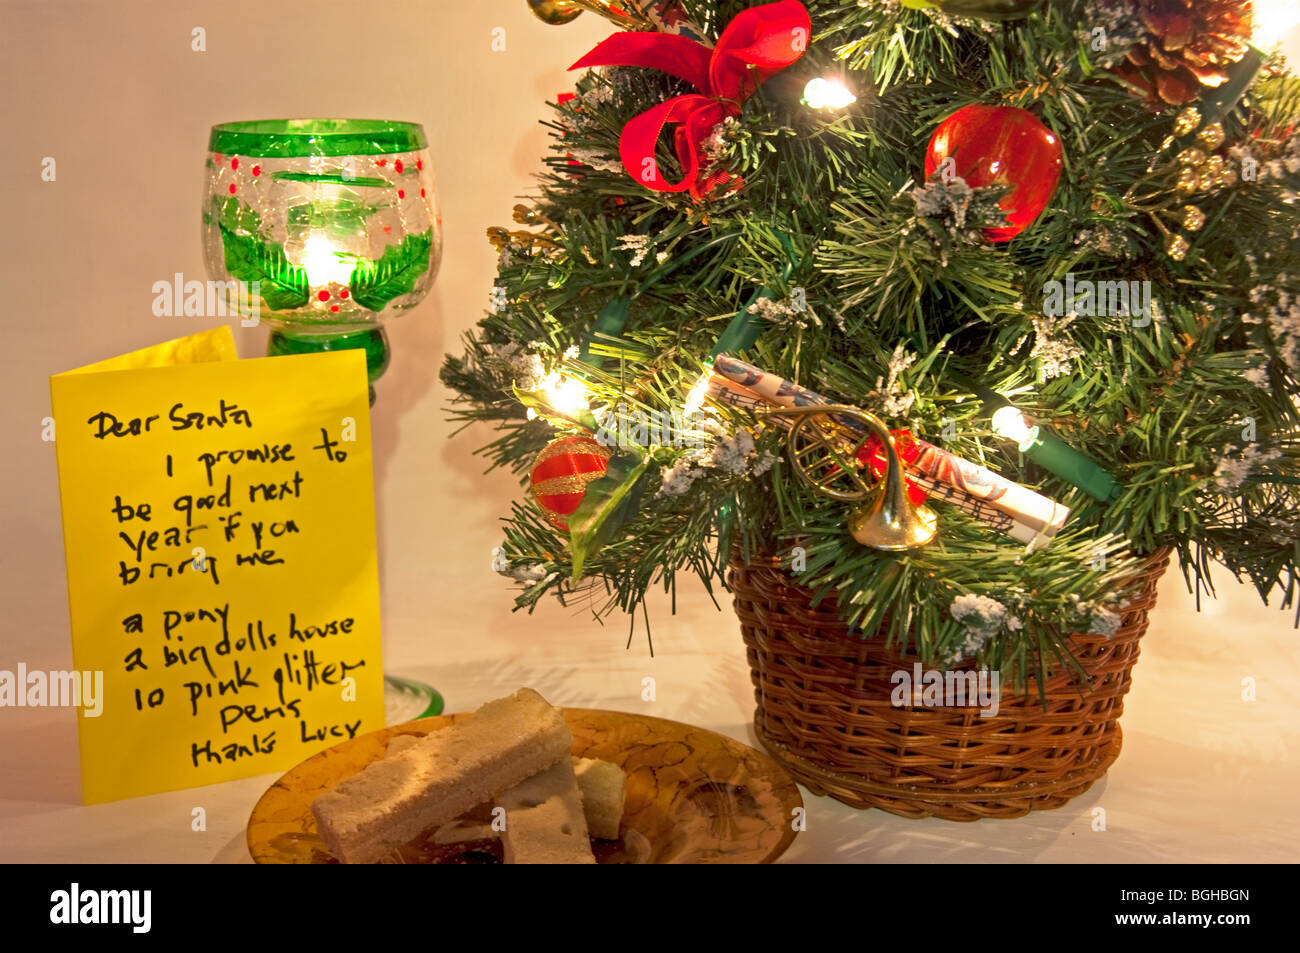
[727,545,1172,676]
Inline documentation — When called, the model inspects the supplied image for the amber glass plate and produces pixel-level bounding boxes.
[247,708,803,864]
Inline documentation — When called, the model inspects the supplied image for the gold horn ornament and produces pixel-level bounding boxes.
[526,0,654,28]
[765,405,938,551]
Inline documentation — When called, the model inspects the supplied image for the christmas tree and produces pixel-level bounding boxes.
[443,0,1300,688]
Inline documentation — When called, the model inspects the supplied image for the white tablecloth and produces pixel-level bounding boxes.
[2,562,1295,864]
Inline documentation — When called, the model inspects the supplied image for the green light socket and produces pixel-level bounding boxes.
[1021,428,1121,503]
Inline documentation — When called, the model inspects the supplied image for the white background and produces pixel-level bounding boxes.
[0,0,1297,862]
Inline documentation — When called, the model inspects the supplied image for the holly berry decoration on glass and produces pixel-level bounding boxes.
[529,435,614,530]
[924,104,1064,242]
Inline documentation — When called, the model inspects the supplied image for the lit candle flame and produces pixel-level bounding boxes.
[301,234,355,288]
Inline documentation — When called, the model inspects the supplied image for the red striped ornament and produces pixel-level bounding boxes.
[529,435,613,531]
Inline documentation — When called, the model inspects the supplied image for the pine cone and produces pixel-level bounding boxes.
[1110,0,1253,106]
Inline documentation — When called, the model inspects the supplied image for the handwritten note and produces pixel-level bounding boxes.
[50,328,384,803]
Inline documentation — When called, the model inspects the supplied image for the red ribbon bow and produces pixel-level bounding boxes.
[569,0,811,200]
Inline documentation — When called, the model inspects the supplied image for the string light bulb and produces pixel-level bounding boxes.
[683,364,714,418]
[990,403,1121,503]
[991,405,1038,447]
[541,371,590,417]
[802,77,856,110]
[1254,0,1300,49]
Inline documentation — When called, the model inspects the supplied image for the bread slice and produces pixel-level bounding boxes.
[572,757,625,840]
[384,734,419,756]
[311,688,571,863]
[387,736,625,848]
[499,760,596,864]
[385,739,624,844]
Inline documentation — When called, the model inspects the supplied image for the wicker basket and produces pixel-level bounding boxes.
[729,548,1172,821]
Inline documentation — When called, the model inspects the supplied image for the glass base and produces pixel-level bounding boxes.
[383,675,444,725]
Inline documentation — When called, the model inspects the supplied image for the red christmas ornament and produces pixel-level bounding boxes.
[529,435,613,531]
[924,104,1064,242]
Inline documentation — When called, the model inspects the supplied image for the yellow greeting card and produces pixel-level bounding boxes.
[50,328,385,803]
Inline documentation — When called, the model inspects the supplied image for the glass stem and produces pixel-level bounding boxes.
[267,327,390,405]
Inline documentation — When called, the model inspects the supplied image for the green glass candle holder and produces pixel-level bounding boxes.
[201,118,442,393]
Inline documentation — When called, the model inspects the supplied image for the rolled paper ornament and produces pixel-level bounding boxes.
[704,374,771,414]
[903,473,1055,549]
[901,437,1070,538]
[710,355,1071,538]
[711,354,878,443]
[712,353,828,407]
